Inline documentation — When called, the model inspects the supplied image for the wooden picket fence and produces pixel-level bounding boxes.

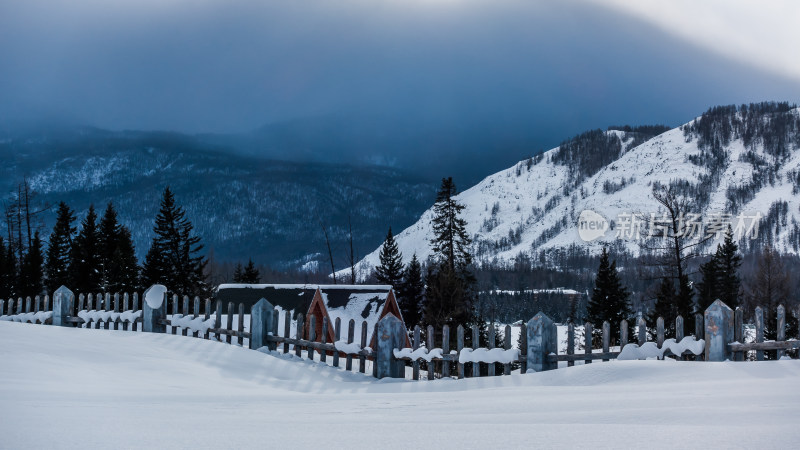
[2,288,798,380]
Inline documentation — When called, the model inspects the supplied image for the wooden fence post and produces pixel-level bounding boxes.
[487,323,496,377]
[52,286,74,327]
[376,314,406,379]
[602,321,610,362]
[457,325,465,379]
[527,312,557,372]
[584,322,592,364]
[777,305,786,359]
[656,317,664,348]
[502,325,511,376]
[249,298,274,350]
[412,325,421,380]
[346,319,355,371]
[427,325,435,380]
[734,307,743,362]
[295,313,304,358]
[755,306,764,361]
[142,285,167,333]
[567,321,575,367]
[637,315,646,346]
[471,324,479,377]
[359,321,367,373]
[704,300,734,361]
[694,313,705,360]
[443,325,451,378]
[620,320,628,348]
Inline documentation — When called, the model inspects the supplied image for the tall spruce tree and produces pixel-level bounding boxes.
[69,205,101,294]
[0,237,12,299]
[107,227,139,292]
[141,187,207,296]
[423,178,476,332]
[96,202,139,292]
[586,247,631,344]
[649,276,677,337]
[716,226,742,307]
[232,263,244,283]
[2,239,18,299]
[695,255,720,313]
[19,231,44,297]
[696,226,742,312]
[397,253,424,327]
[45,202,76,294]
[375,227,403,288]
[234,259,261,283]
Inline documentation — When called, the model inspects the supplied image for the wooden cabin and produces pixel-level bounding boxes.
[215,283,411,349]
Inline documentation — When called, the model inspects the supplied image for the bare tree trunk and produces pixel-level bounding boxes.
[348,215,356,284]
[320,220,336,284]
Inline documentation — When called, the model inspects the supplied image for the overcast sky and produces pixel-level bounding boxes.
[1,0,798,141]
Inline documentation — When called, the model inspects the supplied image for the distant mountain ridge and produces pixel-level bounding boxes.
[0,127,437,270]
[348,102,800,277]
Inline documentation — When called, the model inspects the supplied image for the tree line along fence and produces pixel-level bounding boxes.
[1,287,798,379]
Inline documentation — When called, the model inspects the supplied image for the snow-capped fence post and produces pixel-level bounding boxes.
[777,305,786,359]
[375,313,406,379]
[526,312,557,372]
[52,286,74,327]
[704,300,734,361]
[142,285,167,334]
[249,298,274,351]
[488,323,496,376]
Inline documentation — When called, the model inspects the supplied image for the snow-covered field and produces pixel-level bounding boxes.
[2,322,799,449]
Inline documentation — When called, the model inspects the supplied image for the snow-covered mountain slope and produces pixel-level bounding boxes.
[349,103,800,275]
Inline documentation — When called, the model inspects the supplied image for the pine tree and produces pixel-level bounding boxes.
[375,227,403,288]
[241,259,261,283]
[19,231,44,297]
[430,177,472,272]
[696,226,742,312]
[96,203,139,293]
[649,277,677,337]
[233,263,244,283]
[695,255,719,313]
[69,205,101,294]
[141,187,207,296]
[1,239,18,299]
[424,177,476,335]
[397,253,424,327]
[586,247,631,344]
[44,202,76,294]
[107,227,139,293]
[716,226,742,308]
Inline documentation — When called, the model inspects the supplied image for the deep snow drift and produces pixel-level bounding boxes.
[1,322,799,449]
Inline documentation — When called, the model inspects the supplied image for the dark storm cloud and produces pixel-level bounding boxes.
[1,0,799,179]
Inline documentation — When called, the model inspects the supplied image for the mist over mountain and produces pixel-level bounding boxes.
[0,126,437,270]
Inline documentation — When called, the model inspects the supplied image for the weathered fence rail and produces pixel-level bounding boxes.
[2,287,797,380]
